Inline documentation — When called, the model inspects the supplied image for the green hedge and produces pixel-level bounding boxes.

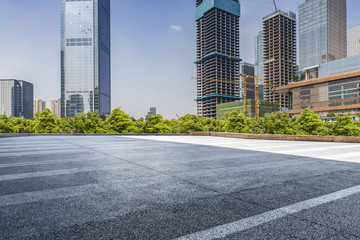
[1,108,360,137]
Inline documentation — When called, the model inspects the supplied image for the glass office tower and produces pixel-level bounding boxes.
[299,0,346,72]
[348,25,360,57]
[0,79,33,119]
[61,0,111,117]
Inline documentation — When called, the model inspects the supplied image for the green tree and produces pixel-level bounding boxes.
[0,115,14,133]
[55,117,74,134]
[263,112,295,135]
[332,114,360,136]
[326,112,336,117]
[223,109,250,133]
[293,108,328,135]
[143,114,174,133]
[176,114,204,133]
[33,109,57,133]
[105,108,134,133]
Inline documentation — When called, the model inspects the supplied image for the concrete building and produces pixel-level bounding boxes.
[33,100,46,117]
[61,0,111,117]
[263,10,297,110]
[348,25,360,57]
[0,79,33,119]
[195,0,242,118]
[299,0,347,72]
[50,99,61,118]
[147,107,156,116]
[273,70,360,117]
[240,62,255,100]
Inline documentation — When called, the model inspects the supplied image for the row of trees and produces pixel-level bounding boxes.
[1,108,360,136]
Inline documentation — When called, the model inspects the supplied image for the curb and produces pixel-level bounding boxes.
[189,132,360,143]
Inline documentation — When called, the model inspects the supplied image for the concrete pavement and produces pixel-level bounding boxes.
[0,135,360,239]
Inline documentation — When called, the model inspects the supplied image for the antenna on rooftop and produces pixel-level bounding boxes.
[273,0,278,12]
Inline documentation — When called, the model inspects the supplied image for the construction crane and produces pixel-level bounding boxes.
[192,75,271,118]
[273,0,278,12]
[191,77,239,85]
[238,73,272,118]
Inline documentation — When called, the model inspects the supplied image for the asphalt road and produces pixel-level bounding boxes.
[0,135,360,239]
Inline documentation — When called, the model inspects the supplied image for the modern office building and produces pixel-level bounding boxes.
[50,99,61,118]
[0,79,33,119]
[33,99,46,117]
[240,62,255,100]
[254,31,264,80]
[263,10,297,109]
[61,0,111,117]
[273,70,360,117]
[147,107,156,116]
[319,55,360,77]
[195,0,242,118]
[299,0,347,72]
[348,25,360,57]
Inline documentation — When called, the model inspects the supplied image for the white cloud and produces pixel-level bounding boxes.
[170,25,183,32]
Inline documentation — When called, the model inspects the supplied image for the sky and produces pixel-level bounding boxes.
[0,0,359,119]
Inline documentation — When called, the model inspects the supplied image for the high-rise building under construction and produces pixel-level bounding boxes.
[263,10,296,110]
[195,0,242,118]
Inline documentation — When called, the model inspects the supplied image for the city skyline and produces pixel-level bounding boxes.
[1,0,360,119]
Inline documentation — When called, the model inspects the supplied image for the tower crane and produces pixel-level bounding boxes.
[238,73,272,118]
[273,0,278,12]
[192,75,272,118]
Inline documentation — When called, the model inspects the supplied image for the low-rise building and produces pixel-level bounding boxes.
[216,100,279,119]
[273,70,360,117]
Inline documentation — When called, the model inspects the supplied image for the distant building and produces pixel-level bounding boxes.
[61,0,111,117]
[240,62,255,100]
[299,0,347,72]
[195,0,242,118]
[273,70,360,117]
[348,25,360,57]
[148,107,156,116]
[263,10,297,109]
[50,99,61,118]
[254,31,264,80]
[33,99,46,117]
[0,79,33,119]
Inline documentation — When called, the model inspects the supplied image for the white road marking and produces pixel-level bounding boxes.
[0,163,128,181]
[177,184,360,240]
[123,136,360,163]
[0,184,99,207]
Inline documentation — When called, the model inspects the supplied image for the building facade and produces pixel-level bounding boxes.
[61,0,111,117]
[0,79,33,119]
[240,62,255,100]
[273,70,360,117]
[263,10,297,109]
[195,0,242,118]
[319,54,360,77]
[147,107,156,116]
[50,99,61,118]
[348,25,360,57]
[254,31,264,80]
[299,0,347,72]
[33,99,46,117]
